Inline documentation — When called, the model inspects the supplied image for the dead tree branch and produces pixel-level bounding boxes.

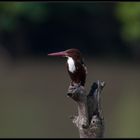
[67,80,105,138]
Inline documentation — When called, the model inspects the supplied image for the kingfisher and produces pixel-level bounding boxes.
[48,48,87,87]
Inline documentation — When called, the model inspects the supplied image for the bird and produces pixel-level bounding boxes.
[48,48,87,87]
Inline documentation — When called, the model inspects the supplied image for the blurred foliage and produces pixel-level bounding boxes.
[0,2,48,31]
[0,2,139,60]
[116,2,140,43]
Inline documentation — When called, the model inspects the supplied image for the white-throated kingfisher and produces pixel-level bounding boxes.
[48,48,87,87]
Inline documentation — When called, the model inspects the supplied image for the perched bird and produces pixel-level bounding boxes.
[48,48,87,87]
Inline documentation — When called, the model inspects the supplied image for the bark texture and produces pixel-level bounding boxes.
[67,80,105,138]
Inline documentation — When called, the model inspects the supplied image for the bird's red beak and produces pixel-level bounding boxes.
[48,51,67,57]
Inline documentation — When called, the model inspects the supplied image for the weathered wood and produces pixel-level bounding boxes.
[67,80,105,138]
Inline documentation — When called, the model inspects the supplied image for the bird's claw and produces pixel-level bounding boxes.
[67,84,79,97]
[67,83,85,99]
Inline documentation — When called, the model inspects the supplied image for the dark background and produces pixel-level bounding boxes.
[0,2,140,138]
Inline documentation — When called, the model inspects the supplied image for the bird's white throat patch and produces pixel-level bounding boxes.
[67,57,76,73]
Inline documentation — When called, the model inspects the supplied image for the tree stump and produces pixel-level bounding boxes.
[67,80,105,138]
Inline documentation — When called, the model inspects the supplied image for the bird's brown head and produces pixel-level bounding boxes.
[48,48,82,60]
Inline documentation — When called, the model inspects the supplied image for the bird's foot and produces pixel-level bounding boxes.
[68,83,82,92]
[67,83,85,99]
[67,84,78,97]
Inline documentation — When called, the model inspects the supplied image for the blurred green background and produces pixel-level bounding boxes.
[0,2,140,138]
